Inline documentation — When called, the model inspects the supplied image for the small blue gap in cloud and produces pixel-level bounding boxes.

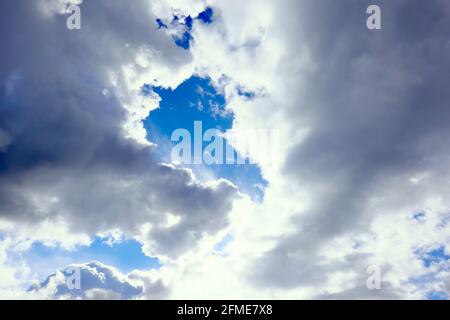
[143,75,267,202]
[237,87,256,100]
[408,270,450,300]
[410,244,450,299]
[156,18,168,29]
[412,212,426,222]
[426,291,448,300]
[20,237,160,279]
[421,246,450,268]
[171,14,193,49]
[174,31,192,50]
[197,7,214,24]
[185,15,193,29]
[155,7,214,50]
[214,234,234,256]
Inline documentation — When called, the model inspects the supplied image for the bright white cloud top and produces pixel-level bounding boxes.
[0,0,450,300]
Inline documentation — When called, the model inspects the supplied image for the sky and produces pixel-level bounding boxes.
[0,0,450,300]
[144,75,267,201]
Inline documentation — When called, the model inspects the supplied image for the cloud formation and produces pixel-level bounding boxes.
[28,261,164,300]
[0,0,237,260]
[1,0,450,300]
[144,0,450,299]
[250,0,450,292]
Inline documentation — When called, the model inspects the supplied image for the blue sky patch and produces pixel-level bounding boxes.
[412,212,426,222]
[409,248,450,300]
[421,246,450,268]
[144,75,267,201]
[19,238,160,280]
[156,18,168,29]
[174,31,192,49]
[213,234,234,256]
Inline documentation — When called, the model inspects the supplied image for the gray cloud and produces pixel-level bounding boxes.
[29,261,154,300]
[0,0,237,257]
[2,0,450,299]
[249,0,450,293]
[0,129,11,151]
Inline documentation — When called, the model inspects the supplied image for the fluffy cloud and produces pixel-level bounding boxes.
[144,0,450,299]
[0,129,11,152]
[0,0,237,262]
[1,0,450,300]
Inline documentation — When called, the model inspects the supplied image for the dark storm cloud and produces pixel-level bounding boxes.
[0,0,237,257]
[250,0,450,292]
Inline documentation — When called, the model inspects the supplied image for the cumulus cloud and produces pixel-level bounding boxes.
[0,0,237,261]
[141,0,450,299]
[248,0,450,292]
[1,0,450,300]
[28,261,162,300]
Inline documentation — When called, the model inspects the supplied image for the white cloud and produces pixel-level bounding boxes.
[0,0,238,263]
[1,0,450,300]
[140,0,450,299]
[28,261,150,300]
[0,129,11,152]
